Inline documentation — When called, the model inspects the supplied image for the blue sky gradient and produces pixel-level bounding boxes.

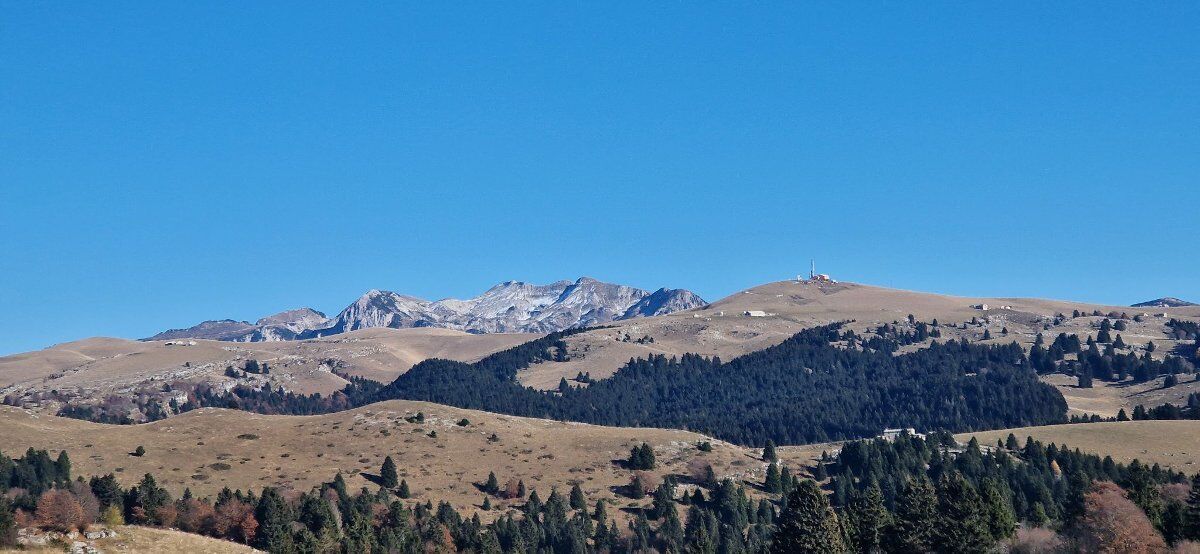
[2,3,1197,354]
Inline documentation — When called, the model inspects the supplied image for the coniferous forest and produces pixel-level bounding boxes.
[176,324,1067,446]
[3,431,1194,553]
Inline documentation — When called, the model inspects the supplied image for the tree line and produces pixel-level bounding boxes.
[114,324,1067,446]
[5,430,1200,553]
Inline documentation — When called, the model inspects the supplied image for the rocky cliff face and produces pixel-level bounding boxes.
[146,278,707,341]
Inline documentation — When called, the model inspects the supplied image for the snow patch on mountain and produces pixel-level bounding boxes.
[147,277,707,341]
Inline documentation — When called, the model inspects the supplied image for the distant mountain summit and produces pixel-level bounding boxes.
[1132,297,1198,308]
[145,278,706,342]
[147,308,328,342]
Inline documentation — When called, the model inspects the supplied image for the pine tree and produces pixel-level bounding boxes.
[1184,473,1200,540]
[763,440,778,462]
[1118,409,1130,422]
[980,478,1016,541]
[398,479,410,499]
[485,471,499,495]
[0,497,15,548]
[846,483,889,553]
[885,477,937,553]
[569,483,586,511]
[593,499,608,522]
[380,456,398,489]
[254,487,296,552]
[771,479,847,554]
[54,451,71,484]
[764,463,782,493]
[482,496,491,510]
[933,473,993,553]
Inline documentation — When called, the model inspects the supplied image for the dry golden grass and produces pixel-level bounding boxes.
[520,281,1200,390]
[961,420,1200,471]
[92,526,260,553]
[0,327,534,415]
[0,401,820,522]
[1044,373,1200,418]
[0,526,259,554]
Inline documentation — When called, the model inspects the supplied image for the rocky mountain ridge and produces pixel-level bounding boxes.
[145,277,706,342]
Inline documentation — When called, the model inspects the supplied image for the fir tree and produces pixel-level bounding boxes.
[763,440,778,462]
[980,478,1016,541]
[0,497,15,548]
[569,483,586,511]
[846,483,889,553]
[398,479,410,499]
[593,499,608,522]
[771,479,847,554]
[485,471,499,495]
[933,473,992,553]
[254,487,296,552]
[765,463,782,494]
[380,456,398,489]
[1184,473,1200,540]
[885,477,937,554]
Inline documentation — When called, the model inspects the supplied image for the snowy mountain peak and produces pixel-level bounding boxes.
[147,277,707,342]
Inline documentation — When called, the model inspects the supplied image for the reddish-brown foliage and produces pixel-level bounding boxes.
[35,490,85,532]
[1075,481,1166,554]
[176,498,217,535]
[214,500,258,544]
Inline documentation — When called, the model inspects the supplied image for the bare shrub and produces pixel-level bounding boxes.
[1009,526,1066,553]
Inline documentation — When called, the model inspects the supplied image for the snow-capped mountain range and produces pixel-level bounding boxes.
[145,277,707,342]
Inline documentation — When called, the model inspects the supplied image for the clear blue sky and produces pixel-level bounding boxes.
[2,3,1197,355]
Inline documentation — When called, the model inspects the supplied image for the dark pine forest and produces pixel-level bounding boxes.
[186,324,1068,446]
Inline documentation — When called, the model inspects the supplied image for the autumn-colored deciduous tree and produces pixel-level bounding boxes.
[504,478,522,500]
[1075,481,1167,553]
[35,490,85,532]
[176,498,216,535]
[214,500,258,544]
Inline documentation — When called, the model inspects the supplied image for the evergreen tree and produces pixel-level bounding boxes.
[254,487,295,553]
[593,499,607,522]
[1185,473,1200,540]
[764,463,782,494]
[846,483,889,553]
[54,451,70,484]
[884,477,937,553]
[380,456,398,489]
[485,471,499,495]
[763,440,778,462]
[980,478,1016,541]
[628,443,657,470]
[569,483,586,511]
[1118,409,1130,422]
[771,479,847,554]
[398,479,410,499]
[933,473,992,553]
[0,497,15,548]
